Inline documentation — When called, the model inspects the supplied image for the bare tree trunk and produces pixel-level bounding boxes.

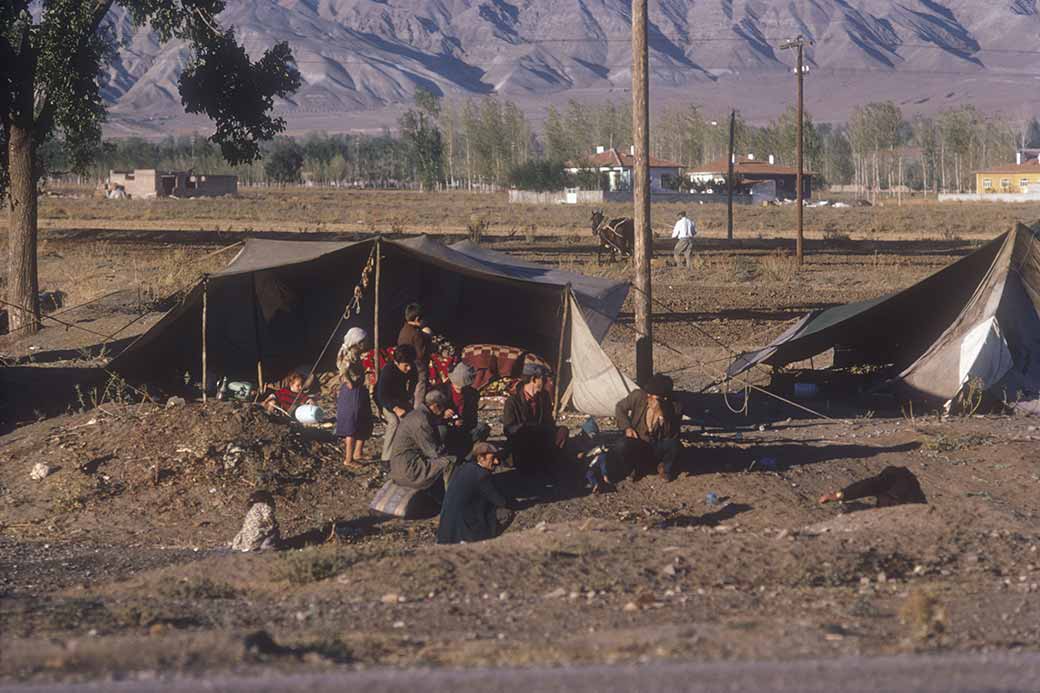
[940,141,946,193]
[7,121,41,334]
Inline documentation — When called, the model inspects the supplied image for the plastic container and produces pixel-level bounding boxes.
[294,404,325,425]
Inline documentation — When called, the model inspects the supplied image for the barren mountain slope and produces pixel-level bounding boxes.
[98,0,1040,132]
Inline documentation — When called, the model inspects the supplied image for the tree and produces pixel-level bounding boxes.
[264,139,304,184]
[1025,117,1040,149]
[1,1,301,334]
[507,160,568,192]
[399,87,443,190]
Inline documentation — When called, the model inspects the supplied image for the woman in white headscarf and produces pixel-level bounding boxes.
[336,327,370,374]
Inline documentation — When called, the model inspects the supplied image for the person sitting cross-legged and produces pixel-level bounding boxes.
[436,442,515,544]
[502,363,568,475]
[388,389,458,491]
[614,373,682,481]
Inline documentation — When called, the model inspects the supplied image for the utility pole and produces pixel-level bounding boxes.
[631,0,653,385]
[727,109,736,241]
[780,35,812,266]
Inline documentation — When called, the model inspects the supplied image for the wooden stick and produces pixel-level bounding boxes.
[202,277,208,403]
[553,285,571,418]
[373,237,382,387]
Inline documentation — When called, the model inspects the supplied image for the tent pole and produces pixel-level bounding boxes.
[554,284,571,418]
[251,273,264,391]
[373,236,382,388]
[202,276,208,403]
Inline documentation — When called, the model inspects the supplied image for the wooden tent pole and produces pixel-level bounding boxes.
[251,273,265,391]
[373,237,382,387]
[201,276,208,403]
[553,284,571,418]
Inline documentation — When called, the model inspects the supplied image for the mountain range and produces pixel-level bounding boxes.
[100,0,1040,135]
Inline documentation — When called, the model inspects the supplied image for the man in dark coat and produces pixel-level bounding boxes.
[614,373,683,481]
[437,443,513,544]
[398,302,431,409]
[388,389,456,490]
[819,466,926,508]
[376,343,418,462]
[501,363,568,474]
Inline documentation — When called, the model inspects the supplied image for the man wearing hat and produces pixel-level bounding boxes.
[614,373,683,481]
[438,362,490,459]
[437,442,514,544]
[502,362,569,474]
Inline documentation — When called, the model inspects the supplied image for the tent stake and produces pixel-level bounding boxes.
[554,284,571,418]
[201,276,208,403]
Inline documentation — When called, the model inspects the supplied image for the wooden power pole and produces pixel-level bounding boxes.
[780,35,812,266]
[632,0,653,384]
[727,109,736,242]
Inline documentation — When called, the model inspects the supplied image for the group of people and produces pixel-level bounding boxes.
[254,296,926,550]
[311,300,690,544]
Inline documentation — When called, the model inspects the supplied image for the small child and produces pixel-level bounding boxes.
[230,490,281,552]
[263,372,313,415]
[336,363,374,470]
[585,446,634,494]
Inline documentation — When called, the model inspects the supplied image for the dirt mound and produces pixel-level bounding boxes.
[0,401,379,546]
[803,504,940,535]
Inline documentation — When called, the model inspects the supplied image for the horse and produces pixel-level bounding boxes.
[590,209,635,264]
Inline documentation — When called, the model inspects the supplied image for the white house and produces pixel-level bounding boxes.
[565,146,683,193]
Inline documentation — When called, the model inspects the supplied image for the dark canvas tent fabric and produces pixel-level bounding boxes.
[110,235,632,415]
[727,224,1040,404]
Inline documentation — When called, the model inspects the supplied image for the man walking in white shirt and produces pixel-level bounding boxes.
[671,210,696,269]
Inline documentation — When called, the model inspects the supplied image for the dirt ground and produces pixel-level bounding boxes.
[2,198,1040,684]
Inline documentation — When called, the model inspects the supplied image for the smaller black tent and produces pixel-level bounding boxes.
[111,235,634,415]
[727,224,1040,406]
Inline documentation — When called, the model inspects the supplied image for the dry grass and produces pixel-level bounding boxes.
[759,249,800,282]
[35,185,1040,240]
[899,588,947,642]
[29,237,231,310]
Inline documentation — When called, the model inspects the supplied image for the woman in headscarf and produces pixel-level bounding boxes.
[336,327,369,373]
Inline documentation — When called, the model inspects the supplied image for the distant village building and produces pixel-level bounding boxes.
[564,146,683,193]
[975,151,1040,194]
[687,155,812,200]
[107,169,238,199]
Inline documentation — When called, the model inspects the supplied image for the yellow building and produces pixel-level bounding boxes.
[976,155,1040,194]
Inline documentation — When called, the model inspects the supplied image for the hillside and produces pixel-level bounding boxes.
[99,0,1040,133]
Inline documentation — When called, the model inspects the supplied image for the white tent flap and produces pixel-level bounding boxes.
[955,317,1013,402]
[568,294,636,416]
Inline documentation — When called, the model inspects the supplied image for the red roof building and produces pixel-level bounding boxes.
[687,155,812,200]
[565,146,684,192]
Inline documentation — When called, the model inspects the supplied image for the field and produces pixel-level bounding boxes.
[2,189,1040,684]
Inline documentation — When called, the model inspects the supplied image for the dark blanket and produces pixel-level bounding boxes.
[437,462,508,544]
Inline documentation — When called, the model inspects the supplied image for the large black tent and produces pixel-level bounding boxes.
[727,224,1040,406]
[111,235,634,415]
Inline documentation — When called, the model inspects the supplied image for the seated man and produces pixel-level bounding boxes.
[614,373,682,481]
[819,466,926,508]
[437,442,514,544]
[388,389,457,491]
[501,363,568,474]
[437,362,490,459]
[376,343,418,462]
